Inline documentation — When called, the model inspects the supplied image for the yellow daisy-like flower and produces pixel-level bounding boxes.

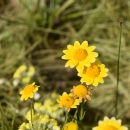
[57,92,80,112]
[18,122,27,130]
[18,122,31,130]
[71,84,91,102]
[63,122,78,130]
[20,82,39,100]
[78,60,108,86]
[13,65,27,78]
[92,116,128,130]
[62,41,98,72]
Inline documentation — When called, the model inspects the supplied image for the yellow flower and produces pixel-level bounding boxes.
[62,41,98,72]
[34,102,42,110]
[20,82,39,100]
[22,76,31,83]
[18,122,26,130]
[32,114,44,123]
[40,114,50,123]
[78,60,108,86]
[34,93,65,121]
[57,92,80,112]
[27,66,35,77]
[18,122,31,130]
[52,125,60,130]
[13,65,27,78]
[25,110,34,121]
[71,84,91,102]
[92,116,128,130]
[63,122,78,130]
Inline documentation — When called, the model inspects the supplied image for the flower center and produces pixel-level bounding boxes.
[73,85,88,97]
[86,65,100,78]
[23,85,35,95]
[104,126,118,130]
[62,95,74,108]
[73,48,87,61]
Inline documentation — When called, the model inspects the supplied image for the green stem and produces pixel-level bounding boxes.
[73,107,79,123]
[11,110,16,130]
[79,101,85,121]
[30,98,34,127]
[62,111,68,130]
[36,0,41,11]
[65,111,68,124]
[115,21,122,117]
[80,102,83,120]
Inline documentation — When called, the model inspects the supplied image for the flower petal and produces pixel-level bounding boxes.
[87,46,96,52]
[74,41,80,49]
[65,60,78,68]
[81,41,88,48]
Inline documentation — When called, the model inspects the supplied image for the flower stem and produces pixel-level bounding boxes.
[62,111,68,130]
[30,98,34,127]
[65,111,68,124]
[115,21,122,117]
[79,101,85,121]
[73,107,78,123]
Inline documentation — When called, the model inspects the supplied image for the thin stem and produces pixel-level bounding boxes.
[79,102,83,120]
[11,110,16,130]
[79,101,86,121]
[73,107,79,123]
[65,111,68,124]
[62,111,68,130]
[115,21,122,117]
[36,0,41,11]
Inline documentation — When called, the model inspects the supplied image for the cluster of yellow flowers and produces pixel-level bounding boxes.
[18,41,128,130]
[34,93,65,121]
[62,41,108,86]
[19,83,61,130]
[55,41,109,129]
[57,41,109,112]
[18,114,60,130]
[57,41,128,130]
[13,64,35,86]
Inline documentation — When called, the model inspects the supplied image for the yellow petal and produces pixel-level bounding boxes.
[20,91,23,94]
[65,60,78,67]
[85,77,93,84]
[74,41,80,49]
[29,93,33,98]
[62,55,72,59]
[97,77,104,83]
[76,63,84,72]
[81,41,88,48]
[93,78,99,86]
[34,87,38,92]
[89,52,98,57]
[67,45,73,50]
[87,46,96,52]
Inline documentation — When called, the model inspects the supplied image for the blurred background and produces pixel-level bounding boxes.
[0,0,130,129]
